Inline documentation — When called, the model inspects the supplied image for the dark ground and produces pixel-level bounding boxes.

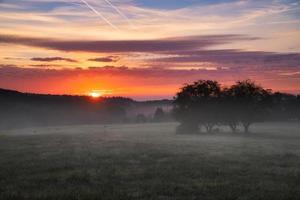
[0,123,299,200]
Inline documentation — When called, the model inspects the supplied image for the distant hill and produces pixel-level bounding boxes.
[0,88,173,129]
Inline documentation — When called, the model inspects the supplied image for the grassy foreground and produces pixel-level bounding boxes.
[0,123,300,200]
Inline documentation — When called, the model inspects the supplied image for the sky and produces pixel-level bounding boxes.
[0,0,300,100]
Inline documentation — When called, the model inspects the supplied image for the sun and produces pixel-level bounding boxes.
[89,91,102,98]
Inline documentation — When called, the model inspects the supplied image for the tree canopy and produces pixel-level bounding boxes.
[173,80,281,134]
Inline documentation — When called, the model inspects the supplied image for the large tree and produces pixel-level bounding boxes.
[227,80,272,133]
[219,88,240,132]
[173,80,221,133]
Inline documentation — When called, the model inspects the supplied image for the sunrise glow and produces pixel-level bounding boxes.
[0,0,299,99]
[89,91,102,98]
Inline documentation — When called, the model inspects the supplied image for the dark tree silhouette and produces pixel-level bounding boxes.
[270,92,296,121]
[286,94,300,121]
[173,80,221,133]
[220,88,240,132]
[227,80,272,133]
[295,95,300,120]
[173,79,281,134]
[0,88,131,129]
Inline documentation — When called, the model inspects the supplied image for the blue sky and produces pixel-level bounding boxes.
[1,0,299,15]
[134,0,238,9]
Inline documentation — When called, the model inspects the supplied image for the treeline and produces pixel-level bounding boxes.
[135,107,173,123]
[1,81,299,131]
[0,88,173,129]
[0,88,132,129]
[173,80,300,134]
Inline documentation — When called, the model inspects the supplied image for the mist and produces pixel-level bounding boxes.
[1,79,300,199]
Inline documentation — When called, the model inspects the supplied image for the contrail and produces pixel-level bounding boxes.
[102,0,136,29]
[79,0,119,30]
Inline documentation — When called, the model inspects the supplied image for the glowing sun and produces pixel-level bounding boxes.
[89,91,102,98]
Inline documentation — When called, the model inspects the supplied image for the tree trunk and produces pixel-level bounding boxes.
[242,122,251,133]
[205,123,214,133]
[229,123,237,133]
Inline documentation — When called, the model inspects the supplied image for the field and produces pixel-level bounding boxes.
[0,122,300,200]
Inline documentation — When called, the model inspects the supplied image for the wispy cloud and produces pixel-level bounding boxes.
[152,50,300,69]
[0,34,257,53]
[1,65,300,98]
[79,0,119,30]
[103,0,136,29]
[31,57,78,62]
[88,56,119,62]
[1,33,299,71]
[1,0,300,97]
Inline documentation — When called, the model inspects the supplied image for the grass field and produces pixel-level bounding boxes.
[0,122,300,200]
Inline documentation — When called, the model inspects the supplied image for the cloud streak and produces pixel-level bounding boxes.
[154,50,300,69]
[103,0,136,29]
[1,34,299,71]
[79,0,119,30]
[31,57,78,62]
[88,56,119,62]
[0,34,257,53]
[1,65,300,98]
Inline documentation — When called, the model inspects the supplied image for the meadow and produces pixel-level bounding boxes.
[0,122,299,200]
